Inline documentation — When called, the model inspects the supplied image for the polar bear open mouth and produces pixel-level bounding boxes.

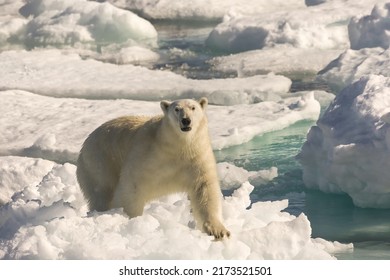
[181,127,192,132]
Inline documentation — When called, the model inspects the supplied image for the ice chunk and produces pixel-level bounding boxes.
[217,162,278,190]
[298,75,390,208]
[18,0,157,48]
[348,3,390,50]
[318,48,390,92]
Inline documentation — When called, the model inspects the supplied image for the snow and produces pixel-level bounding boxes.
[298,75,390,208]
[0,157,55,205]
[0,156,352,259]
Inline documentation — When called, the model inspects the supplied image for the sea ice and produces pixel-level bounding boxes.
[209,46,342,78]
[106,0,305,21]
[13,0,158,48]
[0,49,292,104]
[0,156,352,259]
[206,0,387,53]
[298,75,390,208]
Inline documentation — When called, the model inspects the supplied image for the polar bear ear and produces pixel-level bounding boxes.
[160,100,171,114]
[199,97,208,110]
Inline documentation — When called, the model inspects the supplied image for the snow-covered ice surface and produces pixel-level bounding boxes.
[106,0,305,21]
[0,49,292,104]
[298,75,390,208]
[0,156,351,259]
[210,47,342,79]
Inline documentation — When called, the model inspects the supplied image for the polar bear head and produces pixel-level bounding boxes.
[160,98,208,134]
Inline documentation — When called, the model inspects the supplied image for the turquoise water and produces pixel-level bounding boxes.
[155,22,390,259]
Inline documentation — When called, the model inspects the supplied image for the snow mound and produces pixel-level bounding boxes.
[298,75,390,208]
[318,48,390,92]
[0,156,352,259]
[18,0,157,48]
[0,90,320,161]
[348,3,390,50]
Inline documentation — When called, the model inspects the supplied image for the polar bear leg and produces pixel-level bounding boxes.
[77,154,118,211]
[110,180,145,218]
[189,182,230,240]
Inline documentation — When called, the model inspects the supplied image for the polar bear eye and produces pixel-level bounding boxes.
[191,106,196,111]
[174,107,180,113]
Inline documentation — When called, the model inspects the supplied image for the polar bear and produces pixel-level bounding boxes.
[76,98,230,239]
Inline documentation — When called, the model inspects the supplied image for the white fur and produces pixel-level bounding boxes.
[76,98,230,239]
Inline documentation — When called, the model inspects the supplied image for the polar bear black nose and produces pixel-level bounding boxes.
[181,118,191,126]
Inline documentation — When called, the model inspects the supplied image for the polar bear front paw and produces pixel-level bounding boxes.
[203,221,231,240]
